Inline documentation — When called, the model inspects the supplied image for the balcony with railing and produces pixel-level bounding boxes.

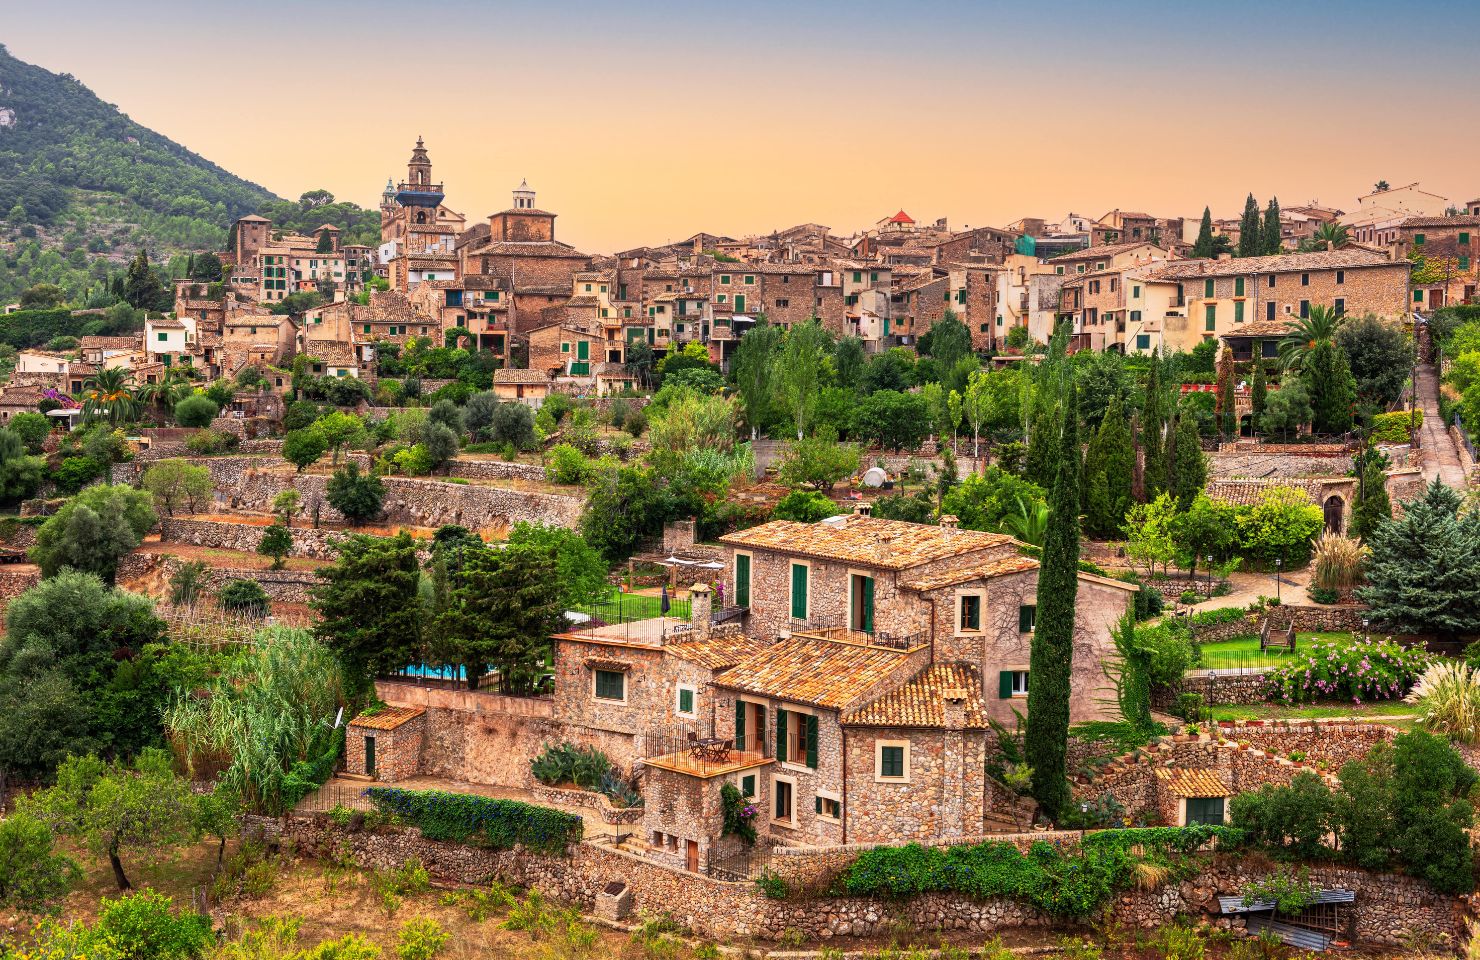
[641,726,773,779]
[789,624,928,652]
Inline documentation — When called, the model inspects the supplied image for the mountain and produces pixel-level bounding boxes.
[0,45,378,304]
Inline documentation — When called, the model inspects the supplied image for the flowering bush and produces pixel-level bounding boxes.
[1265,637,1433,704]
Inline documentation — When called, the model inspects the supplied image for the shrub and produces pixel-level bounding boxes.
[1186,606,1249,631]
[1311,533,1366,595]
[396,917,449,960]
[185,428,238,456]
[1133,622,1198,686]
[1264,636,1432,704]
[1369,409,1421,444]
[173,393,219,428]
[96,890,214,960]
[364,787,583,854]
[1240,867,1319,915]
[754,869,789,900]
[719,782,757,845]
[53,454,104,493]
[546,443,589,485]
[218,578,269,617]
[529,742,610,791]
[1229,772,1334,861]
[0,811,80,910]
[771,490,840,523]
[1406,661,1480,744]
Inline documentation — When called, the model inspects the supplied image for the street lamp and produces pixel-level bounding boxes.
[1274,558,1282,603]
[1361,618,1369,642]
[1207,555,1214,597]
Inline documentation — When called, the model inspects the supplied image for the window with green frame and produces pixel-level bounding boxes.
[879,745,905,778]
[790,563,808,620]
[1235,277,1245,296]
[594,669,625,701]
[1203,279,1214,298]
[1019,605,1036,632]
[677,687,695,715]
[1414,234,1425,245]
[720,275,731,284]
[740,774,755,797]
[1234,300,1244,323]
[1136,333,1150,350]
[1461,256,1472,270]
[734,554,750,607]
[1185,796,1225,825]
[157,332,168,342]
[1205,304,1216,330]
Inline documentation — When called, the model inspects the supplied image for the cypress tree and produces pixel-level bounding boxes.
[1025,382,1080,821]
[1349,449,1392,540]
[1261,197,1283,255]
[1303,340,1356,434]
[1192,207,1216,259]
[1141,354,1169,501]
[1250,362,1267,429]
[1167,414,1207,508]
[1238,193,1262,259]
[1216,347,1237,439]
[1024,404,1060,490]
[1085,395,1133,537]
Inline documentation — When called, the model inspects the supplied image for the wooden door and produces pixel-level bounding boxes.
[686,840,699,873]
[364,735,376,776]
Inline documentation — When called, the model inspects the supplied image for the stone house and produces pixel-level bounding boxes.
[345,706,427,782]
[492,368,555,405]
[1392,215,1480,310]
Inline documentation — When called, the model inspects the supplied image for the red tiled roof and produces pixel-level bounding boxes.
[889,210,916,224]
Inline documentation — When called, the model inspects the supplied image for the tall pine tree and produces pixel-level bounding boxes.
[1261,197,1283,255]
[1141,353,1169,501]
[1025,382,1080,821]
[1357,479,1480,640]
[1084,395,1134,537]
[1215,347,1237,438]
[1192,206,1216,259]
[1238,194,1263,259]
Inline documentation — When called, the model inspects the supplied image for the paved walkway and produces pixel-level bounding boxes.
[1415,321,1469,489]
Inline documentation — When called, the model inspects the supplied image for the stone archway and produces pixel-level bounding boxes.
[1323,495,1345,534]
[1239,414,1253,438]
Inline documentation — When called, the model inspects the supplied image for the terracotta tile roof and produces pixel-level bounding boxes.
[80,336,142,349]
[469,240,588,259]
[1049,241,1161,262]
[1218,316,1296,339]
[1155,767,1229,798]
[720,515,1011,570]
[303,340,356,366]
[665,633,774,671]
[494,368,553,385]
[842,662,989,729]
[1400,215,1480,228]
[713,635,913,710]
[149,317,187,329]
[1205,478,1336,507]
[1149,248,1397,279]
[900,554,1039,591]
[349,705,425,730]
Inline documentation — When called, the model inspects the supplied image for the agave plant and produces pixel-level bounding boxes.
[1310,532,1367,595]
[1277,305,1342,370]
[1406,661,1480,744]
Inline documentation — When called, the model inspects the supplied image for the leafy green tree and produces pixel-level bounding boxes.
[314,410,366,465]
[1171,493,1236,577]
[326,463,384,525]
[1302,340,1357,434]
[257,524,293,570]
[1166,414,1206,509]
[919,309,973,373]
[1216,347,1236,438]
[852,390,929,452]
[1025,383,1079,821]
[940,468,1047,533]
[1124,493,1179,578]
[1238,193,1263,258]
[778,433,860,491]
[141,458,211,517]
[80,368,140,426]
[1278,305,1340,370]
[282,428,327,472]
[272,489,302,526]
[31,484,157,581]
[860,347,916,394]
[506,521,607,611]
[123,250,170,311]
[1261,378,1312,439]
[1082,396,1133,537]
[0,427,45,505]
[1335,314,1409,410]
[418,420,459,472]
[832,335,866,393]
[1023,403,1060,489]
[774,319,832,439]
[1357,479,1480,639]
[1261,196,1282,255]
[492,402,537,450]
[428,540,564,693]
[772,490,839,523]
[1234,485,1325,568]
[0,811,80,910]
[8,410,52,451]
[579,464,676,564]
[312,532,423,688]
[1074,351,1132,430]
[188,252,223,282]
[171,394,219,429]
[168,560,210,606]
[23,749,198,890]
[20,283,68,309]
[1388,731,1475,893]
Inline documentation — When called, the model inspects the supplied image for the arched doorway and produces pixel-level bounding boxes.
[1240,414,1253,438]
[1323,495,1345,534]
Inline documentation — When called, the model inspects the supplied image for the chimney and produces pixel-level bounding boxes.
[853,501,872,516]
[689,583,712,641]
[939,514,960,530]
[941,685,968,731]
[1216,252,1233,261]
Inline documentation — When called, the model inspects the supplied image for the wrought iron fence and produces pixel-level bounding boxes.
[707,843,774,882]
[575,591,691,625]
[293,782,375,814]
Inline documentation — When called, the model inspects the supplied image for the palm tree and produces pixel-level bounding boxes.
[80,367,140,425]
[1001,496,1051,547]
[1305,222,1352,252]
[1373,180,1390,193]
[134,368,193,420]
[1278,305,1342,370]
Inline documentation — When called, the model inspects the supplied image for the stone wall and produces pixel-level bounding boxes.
[528,784,643,825]
[269,816,1463,947]
[161,516,350,560]
[447,459,549,483]
[1211,719,1395,772]
[1154,671,1269,708]
[1266,603,1368,633]
[117,552,320,603]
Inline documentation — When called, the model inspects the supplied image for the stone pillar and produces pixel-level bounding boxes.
[941,686,967,837]
[689,583,712,641]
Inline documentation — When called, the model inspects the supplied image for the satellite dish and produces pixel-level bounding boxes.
[862,467,888,488]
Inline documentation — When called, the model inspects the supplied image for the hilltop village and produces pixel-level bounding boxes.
[2,141,1480,958]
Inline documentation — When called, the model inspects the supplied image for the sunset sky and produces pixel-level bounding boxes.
[9,0,1480,252]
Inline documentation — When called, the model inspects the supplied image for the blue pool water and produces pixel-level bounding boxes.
[397,663,469,681]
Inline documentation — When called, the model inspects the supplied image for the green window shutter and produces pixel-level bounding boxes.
[734,699,746,748]
[1461,256,1472,270]
[776,709,788,763]
[1460,232,1470,245]
[1019,605,1036,632]
[1204,279,1214,298]
[805,714,819,769]
[1205,304,1216,330]
[1235,277,1245,296]
[1415,234,1425,245]
[678,688,694,714]
[790,563,807,620]
[735,554,751,607]
[741,774,755,797]
[1415,289,1424,302]
[1234,300,1244,323]
[577,341,589,360]
[861,576,874,633]
[595,670,624,699]
[1137,334,1150,350]
[815,796,822,814]
[999,671,1014,699]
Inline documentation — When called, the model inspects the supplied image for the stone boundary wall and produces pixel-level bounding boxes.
[373,680,554,718]
[1267,603,1368,633]
[117,552,319,603]
[1154,672,1268,708]
[447,459,549,483]
[1187,613,1261,644]
[0,566,40,612]
[160,516,349,560]
[263,816,1461,946]
[528,785,644,825]
[1211,719,1396,771]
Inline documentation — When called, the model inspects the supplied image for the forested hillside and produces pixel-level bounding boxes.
[0,45,378,305]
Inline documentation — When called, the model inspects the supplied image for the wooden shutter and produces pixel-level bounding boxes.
[815,796,822,814]
[735,699,745,750]
[776,709,788,763]
[999,671,1014,699]
[861,576,874,633]
[735,554,750,607]
[790,564,807,620]
[805,715,819,769]
[1019,605,1036,632]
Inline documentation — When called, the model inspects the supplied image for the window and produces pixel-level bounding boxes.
[1203,279,1214,299]
[740,774,756,798]
[1235,277,1245,297]
[1301,272,1309,287]
[1461,256,1472,271]
[584,283,592,292]
[1089,280,1100,294]
[1334,298,1345,317]
[1185,796,1226,826]
[849,573,874,633]
[876,741,909,781]
[1019,604,1036,633]
[773,777,794,823]
[1415,289,1424,302]
[998,670,1029,698]
[744,275,754,285]
[852,271,862,282]
[720,275,731,284]
[676,685,697,717]
[1055,266,1064,275]
[157,332,168,342]
[815,794,842,820]
[1136,333,1151,350]
[734,553,751,608]
[1461,232,1471,245]
[593,669,625,702]
[776,298,789,308]
[1300,300,1310,318]
[1415,233,1426,246]
[1205,304,1216,331]
[1335,270,1345,284]
[979,323,989,332]
[561,342,569,352]
[776,708,818,768]
[790,563,809,620]
[958,593,982,632]
[1267,301,1277,321]
[1234,300,1244,323]
[1133,285,1141,298]
[1268,274,1276,288]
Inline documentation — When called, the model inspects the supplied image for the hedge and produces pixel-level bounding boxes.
[839,826,1243,918]
[279,726,345,813]
[363,786,584,854]
[1370,409,1422,444]
[1186,607,1250,631]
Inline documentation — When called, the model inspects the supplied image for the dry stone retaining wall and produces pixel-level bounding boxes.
[1154,671,1269,708]
[160,517,349,560]
[118,552,319,603]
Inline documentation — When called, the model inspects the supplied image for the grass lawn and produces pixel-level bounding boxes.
[575,585,691,623]
[1197,631,1362,671]
[1208,700,1421,724]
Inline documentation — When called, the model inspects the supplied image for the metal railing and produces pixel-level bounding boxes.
[575,592,692,625]
[708,843,774,881]
[294,782,373,814]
